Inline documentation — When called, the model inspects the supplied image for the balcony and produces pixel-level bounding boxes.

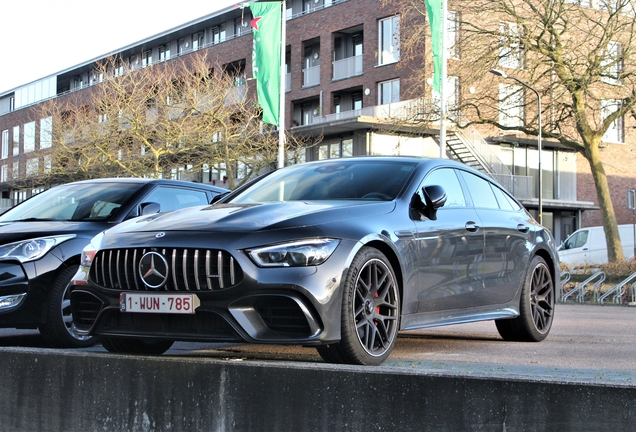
[303,65,320,87]
[333,55,363,81]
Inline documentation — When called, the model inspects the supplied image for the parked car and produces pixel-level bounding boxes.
[558,224,636,265]
[0,178,227,348]
[70,157,559,365]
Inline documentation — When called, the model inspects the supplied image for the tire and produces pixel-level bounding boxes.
[39,265,97,348]
[496,255,555,342]
[100,336,174,355]
[318,247,400,366]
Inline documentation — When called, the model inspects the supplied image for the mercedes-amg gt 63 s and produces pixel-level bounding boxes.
[70,157,559,365]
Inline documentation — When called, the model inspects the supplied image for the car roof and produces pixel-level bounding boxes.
[59,177,228,193]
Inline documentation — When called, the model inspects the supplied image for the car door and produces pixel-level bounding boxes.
[413,167,485,313]
[458,170,532,306]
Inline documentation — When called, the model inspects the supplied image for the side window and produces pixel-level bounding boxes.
[143,187,209,212]
[458,171,499,209]
[421,168,466,207]
[491,183,521,211]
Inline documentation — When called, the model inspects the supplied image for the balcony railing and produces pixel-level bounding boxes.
[333,55,363,80]
[285,73,291,92]
[303,65,320,87]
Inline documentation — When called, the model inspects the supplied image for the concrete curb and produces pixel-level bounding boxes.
[0,347,633,431]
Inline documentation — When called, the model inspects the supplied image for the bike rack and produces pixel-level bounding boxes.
[559,271,571,300]
[561,271,606,303]
[599,272,636,305]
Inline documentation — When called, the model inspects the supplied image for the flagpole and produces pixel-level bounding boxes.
[439,0,447,159]
[277,0,286,169]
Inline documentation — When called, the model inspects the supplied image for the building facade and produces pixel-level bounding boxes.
[0,0,634,245]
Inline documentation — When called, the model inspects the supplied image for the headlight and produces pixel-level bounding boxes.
[248,238,340,267]
[0,234,76,263]
[80,231,106,268]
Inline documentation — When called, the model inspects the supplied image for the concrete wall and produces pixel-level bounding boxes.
[0,348,633,431]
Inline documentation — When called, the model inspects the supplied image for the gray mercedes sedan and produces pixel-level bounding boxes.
[70,157,559,365]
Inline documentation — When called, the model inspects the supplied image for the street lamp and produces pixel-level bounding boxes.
[489,69,543,226]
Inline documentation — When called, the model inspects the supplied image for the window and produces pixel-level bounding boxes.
[193,32,205,50]
[12,126,19,157]
[0,165,6,182]
[499,21,523,69]
[158,45,170,62]
[422,168,466,207]
[212,25,226,44]
[177,38,186,55]
[499,83,524,128]
[379,15,400,65]
[143,50,153,67]
[317,139,353,160]
[40,117,52,149]
[1,130,8,160]
[26,158,38,176]
[447,11,460,60]
[143,186,209,212]
[12,161,19,179]
[24,122,36,153]
[379,79,400,104]
[459,171,499,209]
[602,99,624,143]
[602,41,623,85]
[43,155,52,173]
[234,18,246,36]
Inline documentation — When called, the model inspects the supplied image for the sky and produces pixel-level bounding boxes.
[0,0,242,94]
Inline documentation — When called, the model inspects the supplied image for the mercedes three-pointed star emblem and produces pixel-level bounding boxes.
[139,251,169,289]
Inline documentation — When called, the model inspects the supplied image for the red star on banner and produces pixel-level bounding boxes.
[251,16,263,31]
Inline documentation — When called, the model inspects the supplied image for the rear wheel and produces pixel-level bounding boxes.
[100,336,174,355]
[317,247,400,365]
[40,265,97,348]
[496,255,555,342]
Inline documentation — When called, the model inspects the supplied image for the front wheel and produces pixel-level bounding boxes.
[496,255,555,342]
[317,247,400,366]
[100,336,174,355]
[40,265,97,348]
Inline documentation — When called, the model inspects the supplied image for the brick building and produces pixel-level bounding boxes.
[0,0,634,244]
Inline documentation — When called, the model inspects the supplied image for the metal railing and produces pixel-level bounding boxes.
[303,65,320,87]
[333,55,363,81]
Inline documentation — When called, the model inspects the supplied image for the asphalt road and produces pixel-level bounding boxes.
[1,303,635,383]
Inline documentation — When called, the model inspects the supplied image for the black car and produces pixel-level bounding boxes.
[70,157,559,365]
[0,178,226,348]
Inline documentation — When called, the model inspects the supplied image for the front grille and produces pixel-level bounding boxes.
[90,248,243,291]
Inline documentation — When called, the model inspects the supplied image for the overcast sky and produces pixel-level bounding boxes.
[0,0,241,94]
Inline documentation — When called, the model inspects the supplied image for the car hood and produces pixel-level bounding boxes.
[107,201,396,235]
[0,221,110,244]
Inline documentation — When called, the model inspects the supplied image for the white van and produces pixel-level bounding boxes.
[558,224,636,265]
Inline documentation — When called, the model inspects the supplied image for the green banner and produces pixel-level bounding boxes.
[425,0,442,93]
[249,2,281,126]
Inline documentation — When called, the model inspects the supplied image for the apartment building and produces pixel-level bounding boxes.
[0,0,633,244]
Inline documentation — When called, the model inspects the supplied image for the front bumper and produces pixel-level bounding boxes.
[70,240,359,345]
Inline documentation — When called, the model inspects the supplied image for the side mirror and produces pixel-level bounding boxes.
[412,185,447,221]
[210,191,230,204]
[140,202,161,215]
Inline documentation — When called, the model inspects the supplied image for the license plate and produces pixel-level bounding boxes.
[120,293,200,314]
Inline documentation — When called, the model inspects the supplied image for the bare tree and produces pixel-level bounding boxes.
[393,0,636,262]
[37,51,314,188]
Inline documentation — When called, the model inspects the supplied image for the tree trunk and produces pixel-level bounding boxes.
[585,144,624,262]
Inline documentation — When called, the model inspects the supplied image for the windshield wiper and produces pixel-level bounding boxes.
[14,218,60,222]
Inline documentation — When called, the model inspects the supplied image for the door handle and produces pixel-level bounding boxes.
[465,222,479,232]
[517,224,530,233]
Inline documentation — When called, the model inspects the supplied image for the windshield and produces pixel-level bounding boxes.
[0,182,144,222]
[231,160,417,204]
